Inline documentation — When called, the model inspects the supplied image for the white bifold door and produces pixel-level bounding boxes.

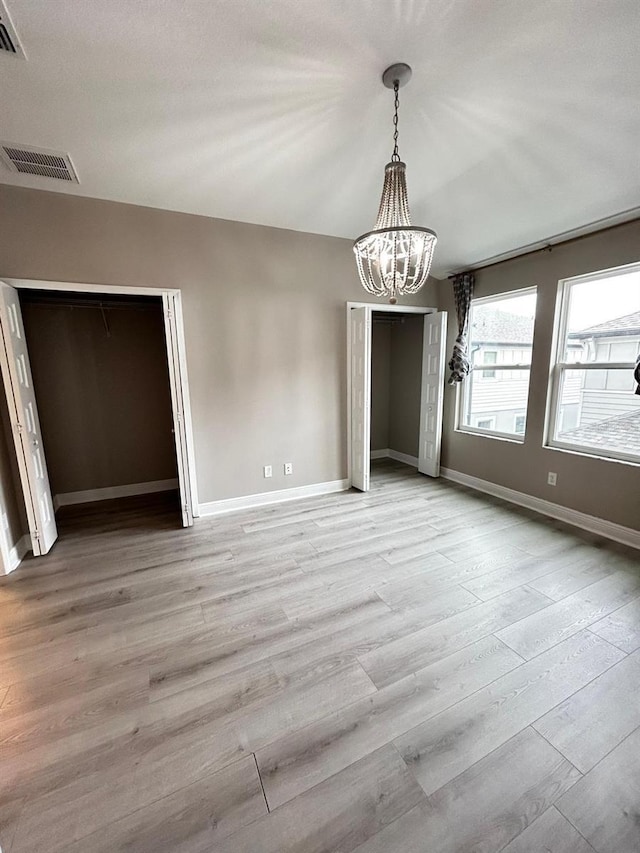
[418,311,447,477]
[0,282,58,554]
[350,307,372,491]
[349,306,446,492]
[162,292,195,527]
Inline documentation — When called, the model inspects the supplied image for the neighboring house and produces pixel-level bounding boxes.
[554,310,640,452]
[560,310,640,431]
[467,309,536,434]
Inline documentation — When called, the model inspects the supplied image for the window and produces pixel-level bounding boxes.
[458,288,537,440]
[482,351,497,378]
[546,263,640,464]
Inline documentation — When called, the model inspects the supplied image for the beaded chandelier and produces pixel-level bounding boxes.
[353,63,437,304]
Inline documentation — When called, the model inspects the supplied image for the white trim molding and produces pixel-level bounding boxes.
[441,467,640,551]
[370,449,419,468]
[198,479,350,518]
[54,478,179,510]
[370,448,390,460]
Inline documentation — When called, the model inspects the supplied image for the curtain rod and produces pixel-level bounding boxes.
[446,211,640,279]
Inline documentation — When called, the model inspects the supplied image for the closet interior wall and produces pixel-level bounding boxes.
[371,313,424,460]
[19,290,178,504]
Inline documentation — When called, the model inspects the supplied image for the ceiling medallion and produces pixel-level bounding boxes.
[353,63,437,304]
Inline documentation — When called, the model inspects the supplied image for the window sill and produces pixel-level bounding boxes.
[545,442,640,468]
[455,427,525,445]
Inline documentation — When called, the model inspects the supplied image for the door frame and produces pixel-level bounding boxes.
[346,301,439,488]
[2,278,199,529]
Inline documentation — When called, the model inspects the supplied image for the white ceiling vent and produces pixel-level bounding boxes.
[0,1,26,58]
[0,143,79,182]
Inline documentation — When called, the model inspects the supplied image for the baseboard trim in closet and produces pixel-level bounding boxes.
[53,478,180,510]
[369,449,419,467]
[198,479,350,518]
[441,467,640,551]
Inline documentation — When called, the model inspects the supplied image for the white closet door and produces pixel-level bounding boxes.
[418,311,447,478]
[162,293,194,527]
[0,282,58,555]
[350,306,372,491]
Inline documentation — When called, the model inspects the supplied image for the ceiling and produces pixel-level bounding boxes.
[1,0,639,278]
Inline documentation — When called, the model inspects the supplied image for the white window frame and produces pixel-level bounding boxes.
[544,261,640,465]
[456,287,537,443]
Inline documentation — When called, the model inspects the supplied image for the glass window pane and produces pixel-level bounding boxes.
[555,368,640,456]
[564,270,640,361]
[462,368,532,436]
[463,289,536,437]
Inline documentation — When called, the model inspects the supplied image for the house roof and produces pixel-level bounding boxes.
[569,310,640,339]
[470,310,534,346]
[558,408,640,455]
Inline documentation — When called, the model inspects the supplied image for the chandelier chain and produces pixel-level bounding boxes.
[391,81,400,162]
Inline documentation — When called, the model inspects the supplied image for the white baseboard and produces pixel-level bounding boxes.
[388,449,419,468]
[198,479,350,518]
[7,533,30,573]
[370,448,419,468]
[54,478,179,510]
[370,449,389,460]
[441,467,640,551]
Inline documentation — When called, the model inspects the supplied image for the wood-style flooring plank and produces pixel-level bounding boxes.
[557,725,640,853]
[393,631,623,795]
[13,755,267,853]
[496,571,640,659]
[256,635,521,809]
[214,745,426,853]
[533,648,640,773]
[359,585,549,688]
[352,728,581,853]
[589,596,640,652]
[500,805,595,853]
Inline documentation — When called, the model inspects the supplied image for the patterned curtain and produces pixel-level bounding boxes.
[447,272,475,385]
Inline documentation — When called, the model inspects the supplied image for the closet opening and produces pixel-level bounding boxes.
[347,302,447,492]
[0,279,197,570]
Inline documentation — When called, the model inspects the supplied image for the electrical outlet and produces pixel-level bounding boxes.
[547,472,557,486]
[263,465,272,478]
[284,462,293,475]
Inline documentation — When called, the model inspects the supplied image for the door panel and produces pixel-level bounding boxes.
[350,307,371,491]
[0,282,58,555]
[162,293,194,527]
[418,311,447,477]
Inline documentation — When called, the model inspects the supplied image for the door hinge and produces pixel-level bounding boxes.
[14,421,23,433]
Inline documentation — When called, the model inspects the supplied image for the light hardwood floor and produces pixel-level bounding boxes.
[1,460,639,852]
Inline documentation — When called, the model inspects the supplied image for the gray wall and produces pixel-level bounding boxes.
[438,219,640,531]
[389,315,423,459]
[370,315,424,458]
[0,185,438,505]
[370,322,390,452]
[21,297,177,495]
